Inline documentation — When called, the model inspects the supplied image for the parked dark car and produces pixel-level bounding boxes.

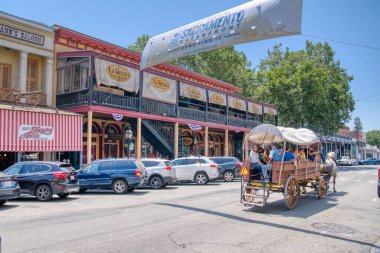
[0,172,20,206]
[3,162,79,201]
[359,160,366,165]
[365,158,379,165]
[210,156,242,182]
[77,158,147,194]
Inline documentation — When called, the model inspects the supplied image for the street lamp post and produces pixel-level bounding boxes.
[124,126,134,159]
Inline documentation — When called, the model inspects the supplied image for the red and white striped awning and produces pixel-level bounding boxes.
[0,108,82,152]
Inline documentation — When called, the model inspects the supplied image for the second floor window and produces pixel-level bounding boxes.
[57,60,89,94]
[0,63,11,89]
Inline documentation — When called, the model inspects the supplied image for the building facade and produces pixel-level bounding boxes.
[53,26,278,164]
[0,12,83,170]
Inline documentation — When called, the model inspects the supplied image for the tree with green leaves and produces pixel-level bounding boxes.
[250,41,355,136]
[366,130,380,147]
[353,116,363,132]
[128,36,355,136]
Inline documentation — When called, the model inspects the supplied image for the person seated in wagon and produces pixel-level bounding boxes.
[249,144,272,181]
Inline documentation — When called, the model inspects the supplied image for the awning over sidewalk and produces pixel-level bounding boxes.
[0,105,83,152]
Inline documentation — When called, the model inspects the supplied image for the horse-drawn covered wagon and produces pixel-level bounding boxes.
[241,124,337,209]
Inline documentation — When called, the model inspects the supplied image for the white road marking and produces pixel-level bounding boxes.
[372,198,378,202]
[340,178,349,181]
[368,180,377,183]
[355,179,361,182]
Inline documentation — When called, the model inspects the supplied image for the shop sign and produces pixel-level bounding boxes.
[208,90,226,106]
[180,82,206,101]
[182,137,193,146]
[0,24,44,46]
[228,97,247,111]
[264,106,277,116]
[142,72,177,104]
[18,125,54,141]
[95,58,139,93]
[248,102,263,115]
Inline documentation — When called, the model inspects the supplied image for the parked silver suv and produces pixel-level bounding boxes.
[171,156,219,185]
[141,159,176,189]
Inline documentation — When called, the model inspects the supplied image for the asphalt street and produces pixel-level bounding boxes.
[0,165,379,253]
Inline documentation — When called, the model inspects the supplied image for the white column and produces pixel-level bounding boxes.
[45,58,54,106]
[19,51,28,92]
[224,129,229,156]
[136,118,142,160]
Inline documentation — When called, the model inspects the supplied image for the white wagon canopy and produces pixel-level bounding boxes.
[245,124,320,146]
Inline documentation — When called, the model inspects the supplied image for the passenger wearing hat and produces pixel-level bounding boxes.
[269,143,283,162]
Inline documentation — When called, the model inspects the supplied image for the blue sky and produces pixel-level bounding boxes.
[2,0,379,132]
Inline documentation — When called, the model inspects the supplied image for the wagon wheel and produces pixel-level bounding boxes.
[284,175,299,210]
[317,177,327,199]
[242,187,256,203]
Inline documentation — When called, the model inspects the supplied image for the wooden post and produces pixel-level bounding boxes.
[87,111,93,163]
[174,122,179,158]
[244,132,249,160]
[136,117,142,160]
[205,126,209,157]
[224,129,229,156]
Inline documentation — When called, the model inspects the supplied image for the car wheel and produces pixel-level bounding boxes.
[194,172,209,185]
[35,184,53,201]
[0,200,6,206]
[57,193,70,199]
[223,171,235,182]
[150,176,164,189]
[79,188,87,193]
[112,179,128,194]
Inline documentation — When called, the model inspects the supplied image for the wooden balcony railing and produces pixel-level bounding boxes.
[141,99,176,117]
[178,107,206,122]
[56,90,265,129]
[0,87,47,106]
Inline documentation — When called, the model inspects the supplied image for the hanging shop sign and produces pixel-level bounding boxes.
[248,102,263,115]
[208,90,226,106]
[0,23,44,46]
[18,125,54,141]
[140,0,303,69]
[180,82,206,101]
[95,58,139,93]
[264,106,277,116]
[228,97,247,111]
[182,137,193,146]
[142,72,177,104]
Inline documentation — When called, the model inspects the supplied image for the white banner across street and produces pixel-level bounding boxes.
[141,0,303,69]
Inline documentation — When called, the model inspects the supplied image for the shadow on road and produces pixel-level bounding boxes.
[170,182,222,186]
[77,190,149,196]
[9,196,78,202]
[245,191,347,218]
[157,202,376,249]
[0,203,19,210]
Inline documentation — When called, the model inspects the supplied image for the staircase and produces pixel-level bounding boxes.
[129,119,192,159]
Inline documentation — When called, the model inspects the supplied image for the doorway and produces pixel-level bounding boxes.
[104,143,118,159]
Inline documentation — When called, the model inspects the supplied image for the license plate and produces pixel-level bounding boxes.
[3,181,12,187]
[70,175,75,180]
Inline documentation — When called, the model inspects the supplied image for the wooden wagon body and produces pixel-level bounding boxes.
[241,124,326,209]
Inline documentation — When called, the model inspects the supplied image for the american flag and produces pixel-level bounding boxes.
[188,124,202,131]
